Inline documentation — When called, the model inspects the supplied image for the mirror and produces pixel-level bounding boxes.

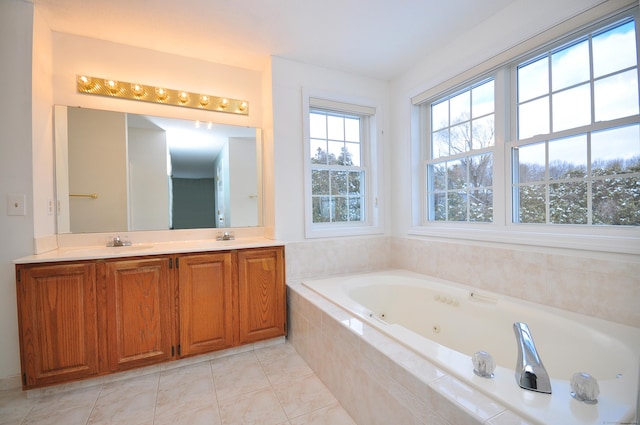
[54,105,263,234]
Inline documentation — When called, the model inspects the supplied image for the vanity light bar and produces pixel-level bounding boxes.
[76,75,249,115]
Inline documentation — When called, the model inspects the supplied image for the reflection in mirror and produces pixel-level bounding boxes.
[54,105,262,234]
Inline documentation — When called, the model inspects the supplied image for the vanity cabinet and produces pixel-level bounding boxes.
[15,245,285,389]
[238,247,285,344]
[16,262,99,388]
[177,252,234,356]
[102,257,174,372]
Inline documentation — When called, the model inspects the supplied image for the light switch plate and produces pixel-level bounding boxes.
[7,193,27,216]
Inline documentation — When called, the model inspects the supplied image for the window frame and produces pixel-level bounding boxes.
[410,3,640,254]
[303,91,383,239]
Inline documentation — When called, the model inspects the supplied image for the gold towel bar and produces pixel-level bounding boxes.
[70,193,98,199]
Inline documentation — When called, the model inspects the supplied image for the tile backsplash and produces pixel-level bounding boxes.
[285,236,639,328]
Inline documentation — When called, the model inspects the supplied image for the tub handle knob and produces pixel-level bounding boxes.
[472,351,496,379]
[570,372,599,404]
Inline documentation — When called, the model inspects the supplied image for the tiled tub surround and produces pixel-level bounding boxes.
[285,236,640,328]
[301,270,640,425]
[287,282,529,425]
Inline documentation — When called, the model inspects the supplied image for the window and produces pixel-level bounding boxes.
[427,79,495,222]
[513,19,640,225]
[310,110,365,224]
[304,96,380,238]
[416,5,640,252]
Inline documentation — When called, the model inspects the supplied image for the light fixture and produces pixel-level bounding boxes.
[75,74,249,115]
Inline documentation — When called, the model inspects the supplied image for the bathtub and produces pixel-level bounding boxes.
[303,269,640,425]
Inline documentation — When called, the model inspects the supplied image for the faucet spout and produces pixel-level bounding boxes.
[513,322,552,394]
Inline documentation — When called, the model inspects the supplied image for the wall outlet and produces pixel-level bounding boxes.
[7,193,27,216]
[47,198,54,215]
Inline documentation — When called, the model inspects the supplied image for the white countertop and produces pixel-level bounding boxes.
[14,237,284,264]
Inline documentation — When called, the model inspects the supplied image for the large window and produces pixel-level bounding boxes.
[417,5,640,251]
[304,96,380,238]
[427,79,495,222]
[513,19,640,225]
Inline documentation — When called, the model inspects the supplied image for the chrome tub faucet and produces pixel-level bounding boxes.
[513,322,552,394]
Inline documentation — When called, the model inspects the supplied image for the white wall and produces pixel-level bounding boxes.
[0,0,36,384]
[270,57,391,241]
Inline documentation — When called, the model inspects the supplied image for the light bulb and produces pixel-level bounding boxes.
[199,95,210,106]
[77,75,92,89]
[239,101,248,111]
[220,98,229,108]
[131,83,145,96]
[178,91,189,103]
[155,87,168,101]
[105,79,119,93]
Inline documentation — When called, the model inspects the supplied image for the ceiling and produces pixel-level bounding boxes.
[33,0,517,80]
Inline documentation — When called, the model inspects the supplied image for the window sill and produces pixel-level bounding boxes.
[408,224,640,255]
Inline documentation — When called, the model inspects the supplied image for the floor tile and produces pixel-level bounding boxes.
[0,342,357,425]
[217,387,288,425]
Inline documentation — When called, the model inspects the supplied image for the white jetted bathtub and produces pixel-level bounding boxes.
[303,269,640,425]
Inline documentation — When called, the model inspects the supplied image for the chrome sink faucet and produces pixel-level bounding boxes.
[513,322,552,394]
[107,236,131,247]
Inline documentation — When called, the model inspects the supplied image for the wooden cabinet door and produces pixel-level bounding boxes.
[178,252,234,356]
[237,247,286,344]
[16,263,99,388]
[104,257,173,371]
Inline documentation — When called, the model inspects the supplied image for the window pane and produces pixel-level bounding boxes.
[344,117,360,142]
[432,100,449,131]
[548,135,587,179]
[447,160,466,190]
[594,69,639,122]
[519,97,549,139]
[312,170,330,195]
[552,83,591,132]
[432,129,449,158]
[349,171,363,195]
[327,115,344,140]
[310,139,327,164]
[472,80,494,118]
[549,181,588,224]
[470,154,493,187]
[310,113,327,139]
[433,193,446,221]
[312,197,331,222]
[469,188,493,222]
[450,91,470,124]
[344,142,360,166]
[327,141,344,165]
[516,142,546,183]
[518,57,549,102]
[472,115,495,149]
[349,197,362,221]
[552,40,590,91]
[450,122,471,154]
[593,176,640,225]
[592,124,640,175]
[333,197,348,222]
[448,192,467,221]
[429,163,447,191]
[518,184,546,223]
[593,20,637,78]
[330,171,348,195]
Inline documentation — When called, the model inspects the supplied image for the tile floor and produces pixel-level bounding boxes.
[0,342,357,425]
